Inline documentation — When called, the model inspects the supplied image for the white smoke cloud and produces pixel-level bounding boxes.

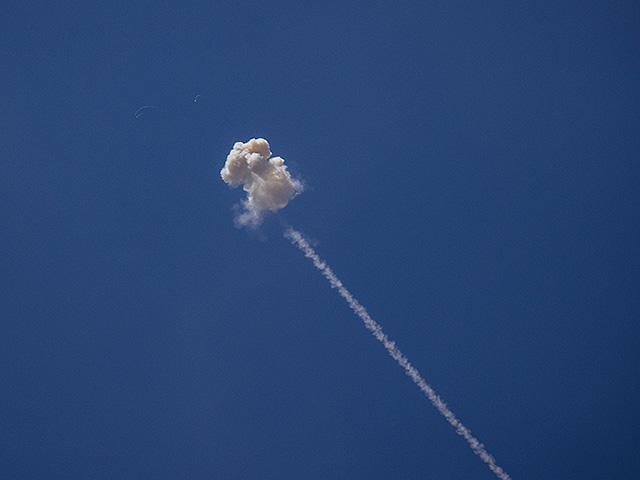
[220,138,303,227]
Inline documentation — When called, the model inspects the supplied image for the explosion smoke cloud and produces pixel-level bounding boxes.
[220,138,303,227]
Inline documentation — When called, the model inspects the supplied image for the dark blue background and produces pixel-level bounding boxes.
[2,2,639,479]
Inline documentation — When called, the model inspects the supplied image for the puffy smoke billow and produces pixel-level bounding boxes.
[221,138,303,227]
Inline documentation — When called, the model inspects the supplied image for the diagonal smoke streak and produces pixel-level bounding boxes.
[284,227,512,480]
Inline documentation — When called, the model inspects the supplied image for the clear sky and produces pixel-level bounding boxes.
[2,2,639,479]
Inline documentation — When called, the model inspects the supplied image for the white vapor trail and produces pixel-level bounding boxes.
[284,227,512,480]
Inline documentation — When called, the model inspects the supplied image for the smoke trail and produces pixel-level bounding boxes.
[284,227,512,480]
[134,105,160,118]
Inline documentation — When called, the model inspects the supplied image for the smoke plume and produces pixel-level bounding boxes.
[220,140,512,479]
[220,138,303,227]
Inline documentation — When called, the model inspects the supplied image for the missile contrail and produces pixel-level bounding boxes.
[284,227,512,480]
[220,138,512,478]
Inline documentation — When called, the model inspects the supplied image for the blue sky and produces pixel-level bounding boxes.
[2,2,639,479]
